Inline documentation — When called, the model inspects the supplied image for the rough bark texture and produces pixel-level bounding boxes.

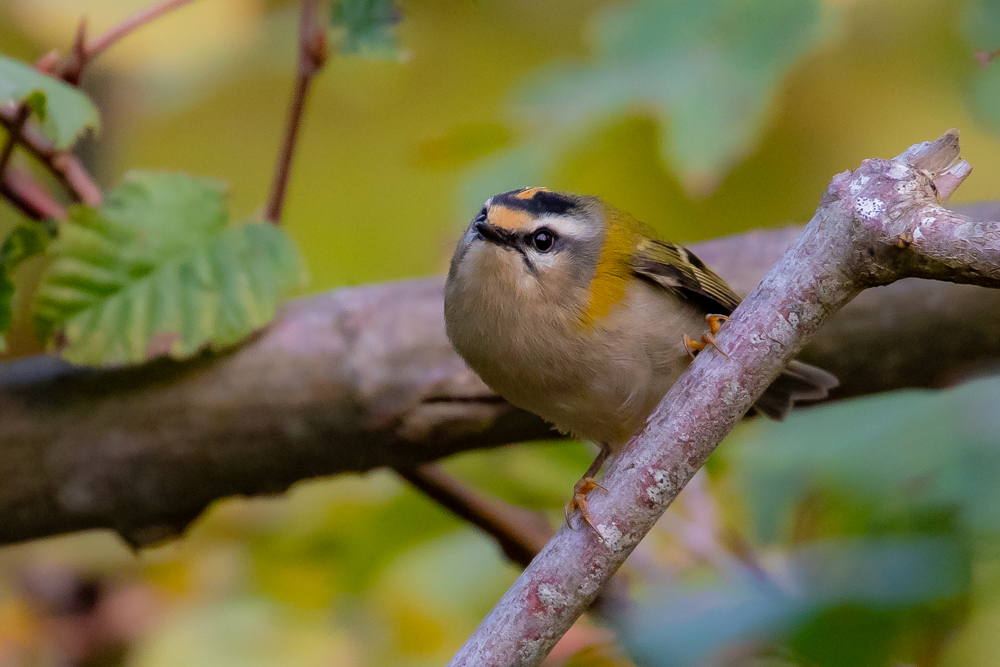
[0,195,999,548]
[445,132,998,666]
[0,281,547,547]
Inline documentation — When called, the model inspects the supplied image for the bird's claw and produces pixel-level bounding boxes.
[684,314,730,358]
[565,476,606,535]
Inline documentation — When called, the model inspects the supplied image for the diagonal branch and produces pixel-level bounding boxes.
[445,130,996,667]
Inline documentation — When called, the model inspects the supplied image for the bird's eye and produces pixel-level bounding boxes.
[474,207,487,222]
[531,228,556,253]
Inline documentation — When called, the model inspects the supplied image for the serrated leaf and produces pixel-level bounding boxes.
[513,0,835,195]
[0,54,99,148]
[330,0,404,59]
[34,171,306,366]
[0,221,51,352]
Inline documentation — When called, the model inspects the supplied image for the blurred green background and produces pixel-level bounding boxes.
[2,0,1000,665]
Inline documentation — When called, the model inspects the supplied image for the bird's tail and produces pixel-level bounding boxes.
[753,360,839,421]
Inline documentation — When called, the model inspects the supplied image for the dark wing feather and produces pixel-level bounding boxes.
[632,239,742,314]
[632,239,839,420]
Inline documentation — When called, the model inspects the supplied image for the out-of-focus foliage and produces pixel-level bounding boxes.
[330,0,404,60]
[966,0,1000,131]
[734,375,1000,542]
[618,377,1000,666]
[623,537,967,667]
[0,221,48,350]
[2,0,1000,665]
[1,48,305,367]
[0,53,99,147]
[32,171,305,365]
[509,0,835,196]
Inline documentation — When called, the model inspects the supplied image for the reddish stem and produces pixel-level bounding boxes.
[78,0,199,75]
[264,0,328,224]
[396,464,553,567]
[0,105,30,178]
[1,168,68,221]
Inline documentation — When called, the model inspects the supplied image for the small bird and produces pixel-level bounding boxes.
[444,187,837,531]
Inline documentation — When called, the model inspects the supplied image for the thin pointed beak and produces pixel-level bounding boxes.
[474,221,512,247]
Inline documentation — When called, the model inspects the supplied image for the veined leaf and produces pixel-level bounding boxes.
[34,171,307,366]
[0,221,51,352]
[330,0,405,59]
[0,54,100,149]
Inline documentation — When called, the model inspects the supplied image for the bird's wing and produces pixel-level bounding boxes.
[632,238,742,314]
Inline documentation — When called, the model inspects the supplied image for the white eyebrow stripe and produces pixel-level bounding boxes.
[530,214,596,240]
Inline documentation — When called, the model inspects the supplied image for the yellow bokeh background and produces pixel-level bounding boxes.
[2,0,1000,665]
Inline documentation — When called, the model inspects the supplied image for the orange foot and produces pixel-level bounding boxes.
[565,476,607,534]
[684,314,730,359]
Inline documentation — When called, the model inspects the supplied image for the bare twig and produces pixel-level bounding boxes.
[59,0,199,85]
[57,19,90,86]
[1,168,68,221]
[445,131,995,667]
[1,0,198,216]
[84,0,199,64]
[976,47,1000,66]
[264,0,329,224]
[0,106,30,177]
[396,464,552,567]
[0,50,64,198]
[0,106,101,207]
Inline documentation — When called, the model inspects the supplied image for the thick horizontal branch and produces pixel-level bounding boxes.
[447,131,995,666]
[0,202,999,548]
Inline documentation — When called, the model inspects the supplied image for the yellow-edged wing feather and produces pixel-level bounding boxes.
[632,238,742,314]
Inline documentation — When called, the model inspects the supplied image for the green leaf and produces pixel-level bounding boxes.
[34,171,307,366]
[0,221,51,352]
[965,1,1000,134]
[730,375,1000,543]
[0,54,100,149]
[514,0,836,195]
[964,0,1000,52]
[622,537,967,667]
[330,0,405,59]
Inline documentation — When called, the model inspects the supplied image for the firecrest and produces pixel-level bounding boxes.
[444,187,838,531]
